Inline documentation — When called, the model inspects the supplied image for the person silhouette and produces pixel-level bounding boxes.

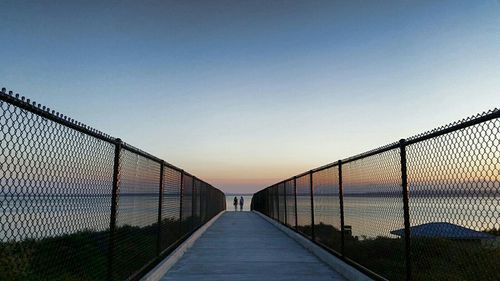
[239,196,244,211]
[233,196,238,211]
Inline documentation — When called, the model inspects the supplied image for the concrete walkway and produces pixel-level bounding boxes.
[160,212,346,281]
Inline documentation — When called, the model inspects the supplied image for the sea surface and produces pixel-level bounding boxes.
[1,194,498,241]
[298,194,499,238]
[1,194,179,241]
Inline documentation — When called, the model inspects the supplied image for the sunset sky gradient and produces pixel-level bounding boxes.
[1,0,500,193]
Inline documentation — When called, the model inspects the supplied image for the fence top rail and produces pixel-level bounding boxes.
[256,108,500,194]
[0,86,217,190]
[405,108,499,144]
[0,87,115,143]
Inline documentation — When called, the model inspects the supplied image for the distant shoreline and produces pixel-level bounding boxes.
[224,193,253,196]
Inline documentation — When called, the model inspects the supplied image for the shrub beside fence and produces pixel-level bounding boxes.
[251,109,500,281]
[0,87,226,281]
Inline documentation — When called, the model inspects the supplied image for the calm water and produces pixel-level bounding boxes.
[1,194,498,241]
[0,195,179,241]
[298,194,499,239]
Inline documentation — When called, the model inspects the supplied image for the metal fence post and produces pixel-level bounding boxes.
[107,138,122,281]
[156,161,165,257]
[309,171,315,241]
[179,170,184,234]
[294,176,298,229]
[400,139,412,281]
[338,160,345,256]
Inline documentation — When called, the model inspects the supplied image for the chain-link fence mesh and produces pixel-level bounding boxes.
[112,149,161,280]
[160,167,182,253]
[0,88,226,281]
[312,165,341,254]
[272,185,278,220]
[0,97,116,281]
[285,179,295,228]
[199,182,207,224]
[251,109,500,281]
[406,116,500,280]
[193,178,201,229]
[342,149,405,280]
[296,173,312,238]
[181,174,193,235]
[278,182,286,224]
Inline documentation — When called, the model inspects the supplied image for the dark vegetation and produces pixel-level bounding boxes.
[297,223,500,281]
[0,217,194,281]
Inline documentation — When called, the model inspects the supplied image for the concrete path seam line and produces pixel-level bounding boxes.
[140,210,226,281]
[253,211,374,281]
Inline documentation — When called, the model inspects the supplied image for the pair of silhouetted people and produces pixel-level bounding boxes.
[233,196,244,211]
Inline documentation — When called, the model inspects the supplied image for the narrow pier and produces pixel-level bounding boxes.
[160,212,346,281]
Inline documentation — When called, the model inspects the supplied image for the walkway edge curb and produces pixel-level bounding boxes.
[140,211,226,281]
[253,211,374,281]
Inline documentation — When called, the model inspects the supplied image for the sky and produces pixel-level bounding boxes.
[1,0,499,193]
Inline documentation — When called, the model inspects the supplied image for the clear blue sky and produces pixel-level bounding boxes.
[1,0,499,193]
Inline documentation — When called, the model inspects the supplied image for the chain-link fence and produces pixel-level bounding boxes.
[0,87,226,281]
[251,109,500,281]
